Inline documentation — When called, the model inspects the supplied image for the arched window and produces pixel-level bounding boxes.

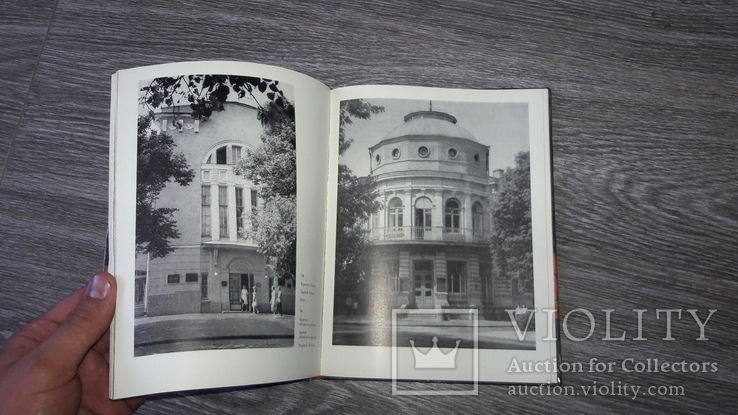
[388,198,404,231]
[204,143,244,165]
[472,202,483,236]
[444,199,461,233]
[414,197,433,239]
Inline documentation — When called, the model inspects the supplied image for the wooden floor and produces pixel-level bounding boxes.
[1,1,736,413]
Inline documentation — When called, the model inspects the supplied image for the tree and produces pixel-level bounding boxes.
[235,117,297,279]
[136,114,195,258]
[333,100,384,293]
[248,195,296,279]
[235,118,296,200]
[490,151,533,292]
[140,75,293,125]
[334,166,382,292]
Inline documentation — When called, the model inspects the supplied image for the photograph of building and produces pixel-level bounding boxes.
[133,75,296,356]
[332,98,535,349]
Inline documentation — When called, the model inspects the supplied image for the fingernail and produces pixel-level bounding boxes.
[88,274,111,299]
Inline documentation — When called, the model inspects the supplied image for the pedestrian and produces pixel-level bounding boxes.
[520,303,529,327]
[270,286,277,314]
[353,298,359,316]
[276,287,283,316]
[345,295,353,316]
[252,287,259,314]
[514,303,525,329]
[240,285,249,312]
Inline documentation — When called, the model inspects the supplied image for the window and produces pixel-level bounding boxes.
[414,197,432,239]
[201,273,208,300]
[235,187,244,236]
[472,202,483,236]
[388,198,403,229]
[418,146,430,158]
[391,148,401,159]
[167,274,180,284]
[444,199,461,233]
[387,260,400,292]
[134,277,146,305]
[202,186,211,237]
[448,261,466,300]
[216,147,227,164]
[375,153,381,165]
[448,148,458,159]
[185,273,199,283]
[473,153,480,164]
[232,146,242,164]
[251,189,258,212]
[207,144,244,165]
[219,186,228,237]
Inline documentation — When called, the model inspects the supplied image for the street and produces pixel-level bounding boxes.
[134,312,295,356]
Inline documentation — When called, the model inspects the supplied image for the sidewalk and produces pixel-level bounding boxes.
[332,315,536,350]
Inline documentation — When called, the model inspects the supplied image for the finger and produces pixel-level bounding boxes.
[29,273,117,374]
[0,287,86,367]
[91,328,110,357]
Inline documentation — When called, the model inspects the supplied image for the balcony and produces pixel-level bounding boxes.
[370,226,489,244]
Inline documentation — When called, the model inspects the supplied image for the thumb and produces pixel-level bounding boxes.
[35,273,117,373]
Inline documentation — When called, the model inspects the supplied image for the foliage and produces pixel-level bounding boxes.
[334,165,382,291]
[235,117,298,279]
[333,99,385,292]
[338,99,385,155]
[235,118,296,199]
[249,195,297,279]
[136,114,195,258]
[140,74,294,127]
[490,151,533,292]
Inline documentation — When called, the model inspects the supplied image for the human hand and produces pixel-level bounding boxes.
[0,272,143,414]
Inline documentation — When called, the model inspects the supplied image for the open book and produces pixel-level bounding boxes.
[108,61,557,399]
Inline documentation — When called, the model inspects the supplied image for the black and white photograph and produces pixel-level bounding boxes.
[331,97,535,350]
[133,74,297,356]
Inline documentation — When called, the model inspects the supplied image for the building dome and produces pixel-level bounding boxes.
[382,111,477,142]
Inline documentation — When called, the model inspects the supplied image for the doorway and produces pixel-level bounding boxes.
[229,273,253,311]
[413,260,434,308]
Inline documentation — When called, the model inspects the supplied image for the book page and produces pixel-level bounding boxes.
[320,86,556,388]
[109,61,330,399]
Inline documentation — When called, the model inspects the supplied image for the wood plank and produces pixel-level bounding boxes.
[0,0,56,176]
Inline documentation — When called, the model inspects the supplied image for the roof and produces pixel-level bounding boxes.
[381,110,477,142]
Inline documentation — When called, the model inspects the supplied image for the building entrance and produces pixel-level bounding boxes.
[229,273,253,311]
[413,260,434,308]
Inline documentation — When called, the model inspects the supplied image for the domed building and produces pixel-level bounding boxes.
[365,108,503,318]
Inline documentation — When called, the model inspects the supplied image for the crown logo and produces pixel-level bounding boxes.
[409,336,461,369]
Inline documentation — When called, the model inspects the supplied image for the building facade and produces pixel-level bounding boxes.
[362,109,517,320]
[135,102,294,317]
